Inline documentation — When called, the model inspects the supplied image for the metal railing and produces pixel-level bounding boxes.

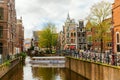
[57,50,120,66]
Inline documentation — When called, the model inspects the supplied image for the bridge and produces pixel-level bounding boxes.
[30,56,65,68]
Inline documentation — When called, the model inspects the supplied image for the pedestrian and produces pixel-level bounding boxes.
[75,49,79,58]
[7,54,10,60]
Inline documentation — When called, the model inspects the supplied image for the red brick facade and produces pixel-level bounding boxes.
[112,0,120,53]
[17,18,24,52]
[86,19,112,52]
[0,0,24,60]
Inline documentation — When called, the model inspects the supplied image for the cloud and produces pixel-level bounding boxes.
[15,0,114,38]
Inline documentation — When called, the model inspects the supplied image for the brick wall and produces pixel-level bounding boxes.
[113,0,120,53]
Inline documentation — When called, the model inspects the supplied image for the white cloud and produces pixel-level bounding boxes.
[15,0,114,38]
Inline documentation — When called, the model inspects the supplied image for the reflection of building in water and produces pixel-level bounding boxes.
[65,68,89,80]
[32,67,88,80]
[32,67,66,80]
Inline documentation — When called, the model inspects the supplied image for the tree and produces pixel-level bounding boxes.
[39,23,58,53]
[87,1,112,53]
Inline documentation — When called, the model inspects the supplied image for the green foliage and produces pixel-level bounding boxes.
[38,23,58,52]
[29,46,34,50]
[20,52,27,59]
[52,50,56,54]
[5,60,10,66]
[87,1,112,52]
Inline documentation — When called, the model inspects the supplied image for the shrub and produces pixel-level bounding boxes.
[20,52,27,59]
[5,60,10,66]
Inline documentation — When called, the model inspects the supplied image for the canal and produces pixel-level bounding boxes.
[1,57,88,80]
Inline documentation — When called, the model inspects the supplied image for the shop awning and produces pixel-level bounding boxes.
[69,45,75,49]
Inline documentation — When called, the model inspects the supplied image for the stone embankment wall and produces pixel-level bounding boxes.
[0,58,20,78]
[66,57,120,80]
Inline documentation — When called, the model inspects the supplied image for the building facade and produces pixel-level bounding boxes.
[58,31,64,50]
[33,31,43,48]
[16,18,24,53]
[86,19,112,52]
[0,0,24,61]
[63,14,77,50]
[24,38,31,51]
[112,0,120,53]
[77,20,86,50]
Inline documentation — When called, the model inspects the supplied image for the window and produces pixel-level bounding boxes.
[67,27,69,31]
[74,33,76,37]
[82,34,85,37]
[80,29,82,32]
[107,42,112,47]
[0,8,3,20]
[71,39,73,43]
[0,26,3,38]
[117,33,119,43]
[0,43,3,54]
[71,33,73,37]
[117,45,120,52]
[78,33,80,37]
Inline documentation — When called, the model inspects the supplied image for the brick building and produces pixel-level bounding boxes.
[77,20,86,50]
[86,18,112,52]
[112,0,120,53]
[58,31,64,50]
[63,13,77,50]
[24,38,31,51]
[16,18,24,53]
[0,0,24,61]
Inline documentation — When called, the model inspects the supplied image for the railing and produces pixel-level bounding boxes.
[30,56,65,68]
[30,56,65,64]
[57,50,120,66]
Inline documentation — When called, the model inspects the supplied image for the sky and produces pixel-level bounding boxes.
[15,0,114,38]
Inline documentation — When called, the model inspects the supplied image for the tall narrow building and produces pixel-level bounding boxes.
[16,18,24,53]
[63,13,77,50]
[0,0,24,62]
[112,0,120,53]
[77,20,86,50]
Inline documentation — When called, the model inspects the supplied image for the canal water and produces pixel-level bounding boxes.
[1,57,88,80]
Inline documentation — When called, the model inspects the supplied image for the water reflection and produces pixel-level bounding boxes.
[32,67,88,80]
[65,68,89,80]
[32,67,66,80]
[1,57,88,80]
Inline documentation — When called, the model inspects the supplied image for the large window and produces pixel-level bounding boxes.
[71,33,73,37]
[74,32,76,37]
[0,43,3,54]
[71,39,73,43]
[78,33,80,37]
[116,32,120,52]
[117,33,119,43]
[117,45,120,52]
[67,33,69,38]
[0,8,3,20]
[0,26,3,38]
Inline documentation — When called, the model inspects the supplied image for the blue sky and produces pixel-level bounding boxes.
[15,0,114,38]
